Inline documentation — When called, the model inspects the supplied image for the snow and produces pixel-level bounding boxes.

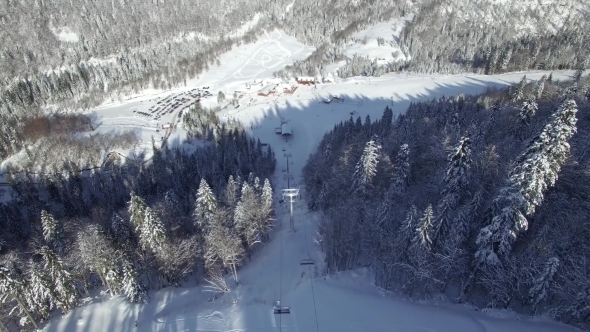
[342,17,410,64]
[7,25,575,331]
[52,26,80,43]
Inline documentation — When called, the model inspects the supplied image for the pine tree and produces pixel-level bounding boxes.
[411,205,434,253]
[381,106,394,136]
[128,191,148,233]
[512,75,527,102]
[519,97,538,125]
[224,175,240,210]
[27,263,52,320]
[395,206,418,262]
[121,260,146,303]
[0,263,38,329]
[41,210,65,255]
[529,257,559,312]
[433,137,472,248]
[392,144,410,194]
[234,182,263,248]
[260,178,274,236]
[40,246,77,314]
[194,178,217,233]
[351,137,381,197]
[476,100,578,263]
[140,207,167,253]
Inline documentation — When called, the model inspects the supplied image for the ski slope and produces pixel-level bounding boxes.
[39,27,581,332]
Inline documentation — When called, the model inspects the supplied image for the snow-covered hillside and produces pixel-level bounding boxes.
[38,26,580,332]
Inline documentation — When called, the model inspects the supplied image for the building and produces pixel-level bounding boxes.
[296,76,315,85]
[162,123,172,130]
[281,123,292,137]
[323,76,335,83]
[258,84,278,97]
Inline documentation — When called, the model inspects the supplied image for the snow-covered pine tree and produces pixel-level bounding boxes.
[260,178,274,238]
[121,260,146,303]
[411,205,434,253]
[519,97,538,125]
[529,257,559,313]
[40,246,77,314]
[27,263,52,320]
[395,206,418,262]
[234,181,263,248]
[512,75,527,102]
[128,191,148,234]
[511,99,578,216]
[0,263,38,329]
[351,137,382,197]
[140,207,167,253]
[224,175,240,210]
[476,99,578,263]
[433,137,472,249]
[391,143,410,194]
[41,210,65,255]
[194,178,217,233]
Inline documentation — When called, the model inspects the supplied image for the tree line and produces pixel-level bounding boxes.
[303,73,590,328]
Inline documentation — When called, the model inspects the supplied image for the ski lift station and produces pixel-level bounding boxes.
[281,122,292,137]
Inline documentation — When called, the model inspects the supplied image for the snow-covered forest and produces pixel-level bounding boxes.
[0,108,277,329]
[303,74,590,327]
[2,0,588,161]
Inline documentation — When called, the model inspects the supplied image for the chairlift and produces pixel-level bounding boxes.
[300,258,315,266]
[273,301,291,314]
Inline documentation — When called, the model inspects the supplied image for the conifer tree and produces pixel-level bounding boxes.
[128,191,148,234]
[351,137,381,197]
[40,246,77,314]
[141,207,167,253]
[194,178,217,233]
[519,97,538,125]
[0,263,37,329]
[411,205,434,253]
[224,175,240,210]
[121,260,146,303]
[529,257,559,312]
[433,137,472,248]
[512,75,527,102]
[27,264,52,320]
[41,210,65,255]
[476,100,578,263]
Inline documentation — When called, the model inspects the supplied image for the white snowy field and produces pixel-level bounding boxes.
[34,25,582,332]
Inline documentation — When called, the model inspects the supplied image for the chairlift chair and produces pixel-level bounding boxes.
[300,258,315,265]
[273,301,291,314]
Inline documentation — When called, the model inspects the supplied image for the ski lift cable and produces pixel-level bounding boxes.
[300,197,320,332]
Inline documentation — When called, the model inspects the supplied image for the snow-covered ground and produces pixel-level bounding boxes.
[342,17,410,64]
[12,25,577,332]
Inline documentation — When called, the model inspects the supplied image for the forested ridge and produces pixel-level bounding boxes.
[0,110,277,329]
[303,74,590,328]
